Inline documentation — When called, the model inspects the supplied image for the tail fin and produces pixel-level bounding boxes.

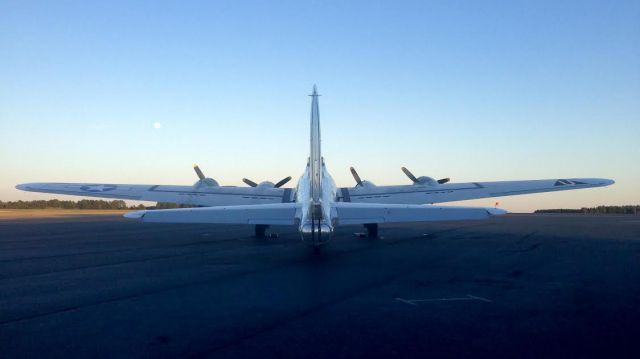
[309,85,321,203]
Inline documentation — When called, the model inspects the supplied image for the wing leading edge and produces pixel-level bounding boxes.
[15,182,291,206]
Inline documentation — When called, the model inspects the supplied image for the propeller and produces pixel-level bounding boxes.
[274,176,293,188]
[401,167,450,185]
[349,167,376,188]
[243,176,292,188]
[349,167,363,186]
[242,178,259,187]
[401,167,420,183]
[193,164,206,180]
[193,164,220,187]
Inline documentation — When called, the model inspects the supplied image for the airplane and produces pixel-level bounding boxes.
[16,85,614,250]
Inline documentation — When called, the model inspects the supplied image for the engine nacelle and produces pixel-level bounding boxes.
[192,165,219,188]
[414,176,438,186]
[402,167,450,186]
[243,176,292,188]
[257,181,276,188]
[193,178,219,188]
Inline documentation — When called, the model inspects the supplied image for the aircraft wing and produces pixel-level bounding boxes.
[332,202,506,225]
[15,182,293,206]
[124,203,298,225]
[339,178,614,205]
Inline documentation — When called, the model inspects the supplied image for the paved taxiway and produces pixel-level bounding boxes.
[1,214,639,358]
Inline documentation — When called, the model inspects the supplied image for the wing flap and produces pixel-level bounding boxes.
[332,202,506,225]
[124,203,298,225]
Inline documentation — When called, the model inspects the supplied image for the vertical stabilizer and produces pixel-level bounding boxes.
[309,85,321,203]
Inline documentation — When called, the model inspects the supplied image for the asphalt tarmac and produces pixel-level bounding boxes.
[1,214,639,358]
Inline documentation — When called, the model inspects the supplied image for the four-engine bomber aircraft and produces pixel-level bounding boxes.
[16,86,614,249]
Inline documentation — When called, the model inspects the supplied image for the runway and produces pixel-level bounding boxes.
[1,214,639,358]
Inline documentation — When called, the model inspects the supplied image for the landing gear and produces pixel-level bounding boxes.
[255,225,269,238]
[364,223,378,238]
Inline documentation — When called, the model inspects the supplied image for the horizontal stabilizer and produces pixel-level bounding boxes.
[124,203,298,225]
[332,202,506,225]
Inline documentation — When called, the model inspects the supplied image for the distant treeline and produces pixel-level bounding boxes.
[535,205,639,215]
[0,200,145,210]
[155,202,195,209]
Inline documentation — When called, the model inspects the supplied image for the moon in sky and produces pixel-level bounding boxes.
[153,122,161,129]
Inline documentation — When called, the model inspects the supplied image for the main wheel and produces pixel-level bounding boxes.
[364,223,378,238]
[255,224,269,238]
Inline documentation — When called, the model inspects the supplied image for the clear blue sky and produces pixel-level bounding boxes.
[1,0,638,212]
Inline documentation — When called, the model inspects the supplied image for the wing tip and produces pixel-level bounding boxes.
[15,183,34,191]
[124,210,146,219]
[487,207,508,216]
[602,178,615,186]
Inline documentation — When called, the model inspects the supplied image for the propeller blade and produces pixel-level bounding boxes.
[437,178,450,184]
[273,176,292,188]
[193,164,206,180]
[349,167,363,186]
[242,178,259,187]
[401,167,419,183]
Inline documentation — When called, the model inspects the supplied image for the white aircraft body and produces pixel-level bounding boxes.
[16,86,614,248]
